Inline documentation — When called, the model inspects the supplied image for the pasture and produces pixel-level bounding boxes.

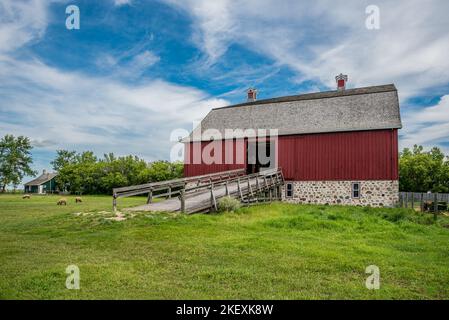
[1,194,449,299]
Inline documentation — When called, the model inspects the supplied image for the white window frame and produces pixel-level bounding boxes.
[352,182,361,199]
[286,182,294,198]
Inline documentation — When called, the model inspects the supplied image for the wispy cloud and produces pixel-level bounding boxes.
[114,0,132,7]
[401,95,449,151]
[0,0,48,53]
[165,0,449,98]
[165,0,449,151]
[0,0,228,162]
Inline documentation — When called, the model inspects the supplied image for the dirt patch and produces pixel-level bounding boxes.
[105,212,127,221]
[72,210,134,222]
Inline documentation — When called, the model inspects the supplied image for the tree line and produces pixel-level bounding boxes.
[1,134,448,194]
[399,145,449,193]
[0,135,182,194]
[52,150,183,194]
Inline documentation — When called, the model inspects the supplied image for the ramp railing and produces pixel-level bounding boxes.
[112,167,285,213]
[112,168,246,211]
[182,167,285,213]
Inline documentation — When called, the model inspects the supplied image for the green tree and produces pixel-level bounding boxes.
[52,150,183,195]
[399,145,449,192]
[0,134,37,192]
[51,150,77,172]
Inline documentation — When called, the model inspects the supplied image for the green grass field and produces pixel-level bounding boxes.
[1,194,449,300]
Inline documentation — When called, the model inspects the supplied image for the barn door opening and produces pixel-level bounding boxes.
[246,140,276,174]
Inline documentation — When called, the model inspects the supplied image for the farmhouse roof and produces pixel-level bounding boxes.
[184,84,402,141]
[24,172,58,186]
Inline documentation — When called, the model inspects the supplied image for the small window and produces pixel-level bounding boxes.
[286,183,293,198]
[352,182,360,198]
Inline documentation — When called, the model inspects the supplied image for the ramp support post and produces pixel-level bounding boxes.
[147,189,153,204]
[180,189,186,213]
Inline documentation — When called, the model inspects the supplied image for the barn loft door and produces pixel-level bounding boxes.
[246,140,276,174]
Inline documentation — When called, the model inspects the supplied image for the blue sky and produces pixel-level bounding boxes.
[1,0,449,181]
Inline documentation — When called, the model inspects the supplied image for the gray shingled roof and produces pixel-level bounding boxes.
[24,172,58,186]
[185,84,401,141]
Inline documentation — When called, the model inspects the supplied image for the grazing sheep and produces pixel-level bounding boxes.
[22,194,31,199]
[75,197,82,203]
[57,198,67,206]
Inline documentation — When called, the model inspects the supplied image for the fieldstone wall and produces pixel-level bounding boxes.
[281,180,399,207]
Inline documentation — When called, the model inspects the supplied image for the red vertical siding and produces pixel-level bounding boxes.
[278,129,398,181]
[184,129,399,180]
[184,139,246,177]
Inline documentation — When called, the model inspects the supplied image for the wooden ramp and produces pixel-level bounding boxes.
[113,168,284,214]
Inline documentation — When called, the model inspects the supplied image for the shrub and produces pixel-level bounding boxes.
[218,196,241,213]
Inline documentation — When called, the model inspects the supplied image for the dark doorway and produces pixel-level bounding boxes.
[246,140,275,174]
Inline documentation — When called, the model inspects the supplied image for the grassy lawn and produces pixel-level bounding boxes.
[1,194,449,300]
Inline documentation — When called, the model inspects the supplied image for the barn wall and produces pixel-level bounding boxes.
[184,129,399,181]
[281,180,399,207]
[279,129,398,181]
[184,140,246,177]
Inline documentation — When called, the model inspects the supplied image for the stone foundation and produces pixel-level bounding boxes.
[281,180,399,207]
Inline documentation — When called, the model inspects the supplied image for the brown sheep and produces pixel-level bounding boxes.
[22,194,31,199]
[57,198,67,206]
[75,197,82,203]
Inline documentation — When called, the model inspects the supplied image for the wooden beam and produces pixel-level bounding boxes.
[180,189,186,213]
[113,194,117,212]
[210,184,217,212]
[146,189,153,204]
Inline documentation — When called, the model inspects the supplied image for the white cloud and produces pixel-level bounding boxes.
[0,0,48,53]
[400,95,449,150]
[96,50,161,79]
[165,0,449,152]
[114,0,132,6]
[0,55,227,160]
[0,0,227,162]
[165,0,449,99]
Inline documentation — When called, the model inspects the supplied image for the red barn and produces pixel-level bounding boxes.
[184,76,402,207]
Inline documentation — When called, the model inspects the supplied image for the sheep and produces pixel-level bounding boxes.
[75,197,82,203]
[57,198,67,206]
[22,194,31,199]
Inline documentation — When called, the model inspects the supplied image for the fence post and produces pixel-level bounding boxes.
[210,184,217,212]
[248,177,253,198]
[434,193,438,220]
[420,193,424,212]
[237,178,244,200]
[113,194,117,212]
[405,193,408,208]
[411,192,415,210]
[180,189,185,213]
[146,189,153,204]
[168,186,172,199]
[225,182,229,196]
